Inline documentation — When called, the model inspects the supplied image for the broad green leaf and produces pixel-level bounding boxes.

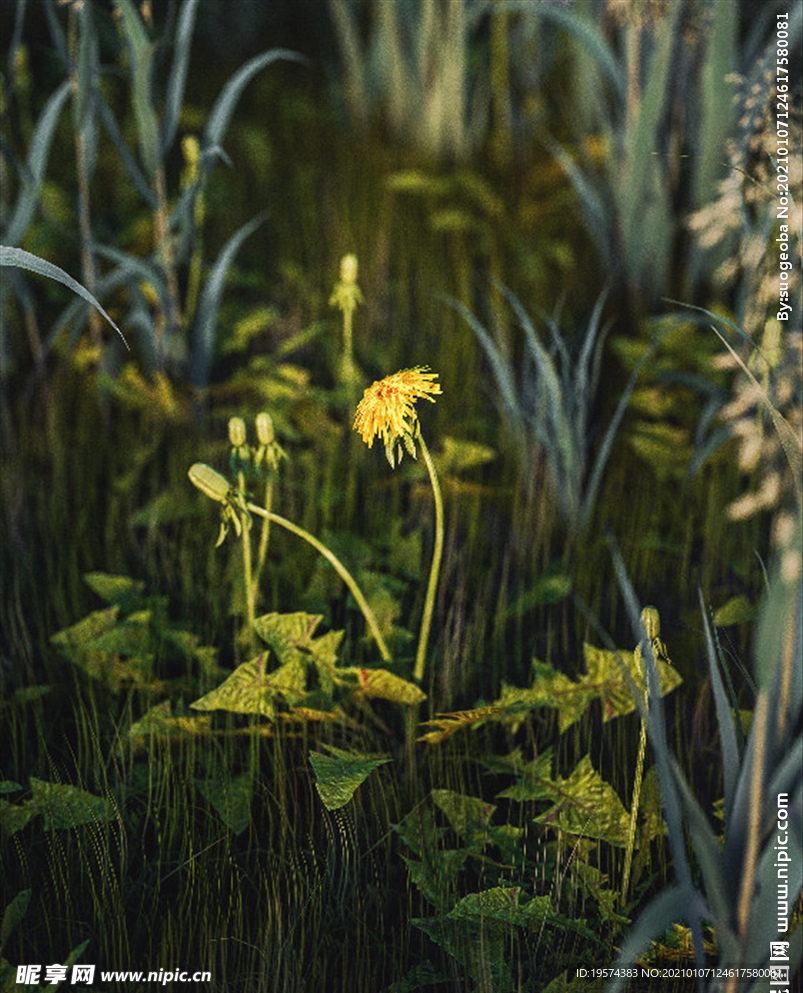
[30,778,115,830]
[412,913,509,992]
[505,572,572,615]
[392,807,448,858]
[128,701,212,739]
[50,607,119,656]
[497,662,595,734]
[0,800,36,836]
[253,611,337,664]
[190,653,277,717]
[496,750,554,802]
[713,595,757,626]
[308,745,392,810]
[582,643,681,722]
[358,668,426,704]
[0,783,22,794]
[533,755,631,847]
[197,773,252,835]
[431,790,494,843]
[401,850,468,911]
[84,572,145,606]
[0,889,30,952]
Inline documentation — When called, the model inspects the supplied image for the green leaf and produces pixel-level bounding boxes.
[497,662,595,734]
[308,745,392,811]
[0,247,129,348]
[534,755,631,847]
[0,783,22,795]
[431,790,494,844]
[30,778,115,830]
[197,773,252,834]
[401,850,468,911]
[84,572,146,606]
[190,653,280,717]
[51,607,120,656]
[713,595,757,626]
[358,668,426,704]
[3,82,71,247]
[392,807,448,858]
[128,700,212,739]
[115,0,160,178]
[0,799,37,836]
[496,750,554,802]
[0,889,30,953]
[582,643,681,722]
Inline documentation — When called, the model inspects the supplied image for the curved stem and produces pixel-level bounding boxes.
[246,502,391,663]
[238,471,255,648]
[414,433,444,684]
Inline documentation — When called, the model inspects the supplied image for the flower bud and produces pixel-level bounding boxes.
[340,253,358,285]
[189,463,230,503]
[255,412,275,445]
[640,606,661,642]
[228,417,247,448]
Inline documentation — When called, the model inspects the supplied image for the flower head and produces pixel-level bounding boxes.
[353,367,441,466]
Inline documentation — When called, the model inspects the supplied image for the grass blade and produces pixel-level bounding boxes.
[0,246,129,349]
[161,0,201,156]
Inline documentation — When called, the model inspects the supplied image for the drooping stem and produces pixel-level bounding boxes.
[414,433,444,684]
[246,502,391,662]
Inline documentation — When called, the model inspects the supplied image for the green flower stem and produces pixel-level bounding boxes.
[238,471,256,644]
[622,717,647,902]
[246,502,391,663]
[255,477,274,579]
[414,433,444,684]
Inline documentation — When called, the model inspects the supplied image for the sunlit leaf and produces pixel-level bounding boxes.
[308,745,391,810]
[358,668,426,704]
[418,706,505,744]
[435,436,496,475]
[190,653,277,717]
[713,595,757,626]
[582,643,681,722]
[128,700,212,739]
[497,661,594,733]
[533,755,631,847]
[50,607,120,655]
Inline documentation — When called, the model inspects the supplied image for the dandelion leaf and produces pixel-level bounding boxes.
[401,850,468,911]
[533,755,631,847]
[197,773,252,834]
[51,607,120,656]
[308,745,392,811]
[392,807,449,857]
[432,790,494,844]
[1,889,31,951]
[30,778,115,830]
[0,800,36,836]
[359,668,426,704]
[83,571,145,606]
[190,652,277,717]
[496,750,555,801]
[128,700,212,739]
[418,706,505,744]
[497,661,595,733]
[582,643,681,721]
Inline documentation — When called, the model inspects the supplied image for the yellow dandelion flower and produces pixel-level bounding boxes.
[353,367,442,449]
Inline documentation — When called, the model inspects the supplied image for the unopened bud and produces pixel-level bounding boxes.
[189,463,230,502]
[228,417,247,447]
[640,606,660,641]
[255,412,274,445]
[340,254,358,285]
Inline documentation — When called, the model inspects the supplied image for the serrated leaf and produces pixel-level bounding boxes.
[30,778,115,830]
[402,850,468,911]
[190,653,278,717]
[358,668,426,704]
[418,706,505,744]
[582,643,681,722]
[393,807,449,858]
[534,755,631,847]
[308,745,392,811]
[432,790,494,843]
[197,773,252,834]
[496,750,555,801]
[0,889,30,952]
[497,662,595,734]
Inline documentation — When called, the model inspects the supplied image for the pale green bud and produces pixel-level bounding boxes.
[189,463,230,503]
[228,417,247,447]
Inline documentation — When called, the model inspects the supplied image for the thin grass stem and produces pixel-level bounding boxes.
[414,433,444,684]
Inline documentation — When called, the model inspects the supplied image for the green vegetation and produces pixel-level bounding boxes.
[1,2,801,992]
